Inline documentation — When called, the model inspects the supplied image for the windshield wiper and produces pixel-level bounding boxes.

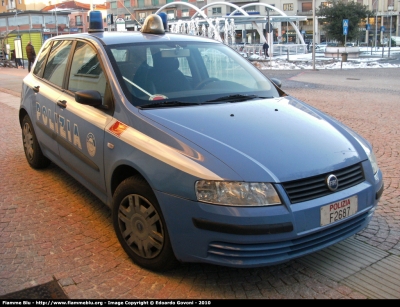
[140,101,201,109]
[206,94,270,103]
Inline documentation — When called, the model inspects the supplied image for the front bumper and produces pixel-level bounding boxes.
[155,169,383,268]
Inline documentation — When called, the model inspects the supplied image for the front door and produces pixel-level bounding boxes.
[56,41,113,200]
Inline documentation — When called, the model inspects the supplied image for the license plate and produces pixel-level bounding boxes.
[320,195,358,226]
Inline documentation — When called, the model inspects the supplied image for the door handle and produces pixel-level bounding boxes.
[33,85,40,93]
[57,100,67,108]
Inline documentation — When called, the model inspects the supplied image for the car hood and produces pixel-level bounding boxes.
[139,97,365,182]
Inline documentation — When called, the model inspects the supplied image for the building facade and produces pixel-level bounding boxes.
[207,0,399,45]
[105,0,399,45]
[1,1,107,34]
[105,0,206,30]
[0,1,107,60]
[1,0,398,53]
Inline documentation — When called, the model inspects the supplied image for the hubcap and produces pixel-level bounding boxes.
[118,194,164,259]
[22,123,34,160]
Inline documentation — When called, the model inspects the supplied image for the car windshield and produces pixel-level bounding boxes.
[107,41,280,107]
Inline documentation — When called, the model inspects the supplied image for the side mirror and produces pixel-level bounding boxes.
[270,78,282,88]
[75,90,103,107]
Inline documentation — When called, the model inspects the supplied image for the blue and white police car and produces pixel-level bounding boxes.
[19,12,384,271]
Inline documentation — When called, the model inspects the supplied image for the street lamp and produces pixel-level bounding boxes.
[49,1,58,36]
[372,0,378,51]
[55,3,58,35]
[312,0,316,70]
[388,5,393,57]
[14,11,20,36]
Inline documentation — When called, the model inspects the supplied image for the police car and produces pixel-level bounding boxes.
[19,12,384,271]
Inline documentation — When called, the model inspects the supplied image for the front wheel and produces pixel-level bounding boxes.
[112,176,179,271]
[21,114,51,169]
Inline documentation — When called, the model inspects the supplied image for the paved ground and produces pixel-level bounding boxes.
[0,65,399,299]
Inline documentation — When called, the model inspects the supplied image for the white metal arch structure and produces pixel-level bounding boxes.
[155,2,305,46]
[157,2,265,44]
[230,3,305,45]
[156,2,210,21]
[190,2,267,43]
[155,2,226,40]
[191,2,248,19]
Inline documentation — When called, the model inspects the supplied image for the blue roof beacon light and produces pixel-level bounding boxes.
[88,11,104,33]
[140,14,165,34]
[157,12,168,31]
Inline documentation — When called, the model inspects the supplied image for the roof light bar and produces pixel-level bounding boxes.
[157,12,168,31]
[140,14,165,34]
[88,11,104,33]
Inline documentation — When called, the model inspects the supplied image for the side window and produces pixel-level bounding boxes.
[199,47,254,88]
[177,57,191,77]
[67,41,106,98]
[145,48,153,67]
[110,48,129,77]
[110,48,127,62]
[42,40,73,87]
[33,40,53,77]
[156,47,191,77]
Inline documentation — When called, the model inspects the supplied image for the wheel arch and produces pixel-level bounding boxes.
[110,164,149,199]
[19,108,29,128]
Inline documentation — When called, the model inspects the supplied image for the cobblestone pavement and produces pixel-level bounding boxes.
[0,66,399,299]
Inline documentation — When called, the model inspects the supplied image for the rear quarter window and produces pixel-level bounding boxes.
[32,40,53,77]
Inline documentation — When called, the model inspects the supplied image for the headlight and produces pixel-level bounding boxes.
[195,181,281,206]
[355,139,379,175]
[343,126,379,175]
[368,150,379,175]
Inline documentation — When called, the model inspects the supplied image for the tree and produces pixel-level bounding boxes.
[317,1,373,46]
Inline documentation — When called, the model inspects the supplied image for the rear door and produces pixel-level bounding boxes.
[29,40,72,163]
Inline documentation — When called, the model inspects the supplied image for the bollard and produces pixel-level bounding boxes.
[287,49,289,61]
[382,47,384,58]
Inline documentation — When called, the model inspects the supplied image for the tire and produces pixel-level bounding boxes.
[112,176,179,271]
[22,114,51,169]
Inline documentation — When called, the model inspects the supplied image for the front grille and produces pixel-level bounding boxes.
[281,163,365,204]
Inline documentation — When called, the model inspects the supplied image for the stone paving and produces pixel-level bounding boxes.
[0,66,399,299]
[278,69,400,252]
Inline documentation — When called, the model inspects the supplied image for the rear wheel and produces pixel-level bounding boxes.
[112,176,179,271]
[22,114,51,169]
